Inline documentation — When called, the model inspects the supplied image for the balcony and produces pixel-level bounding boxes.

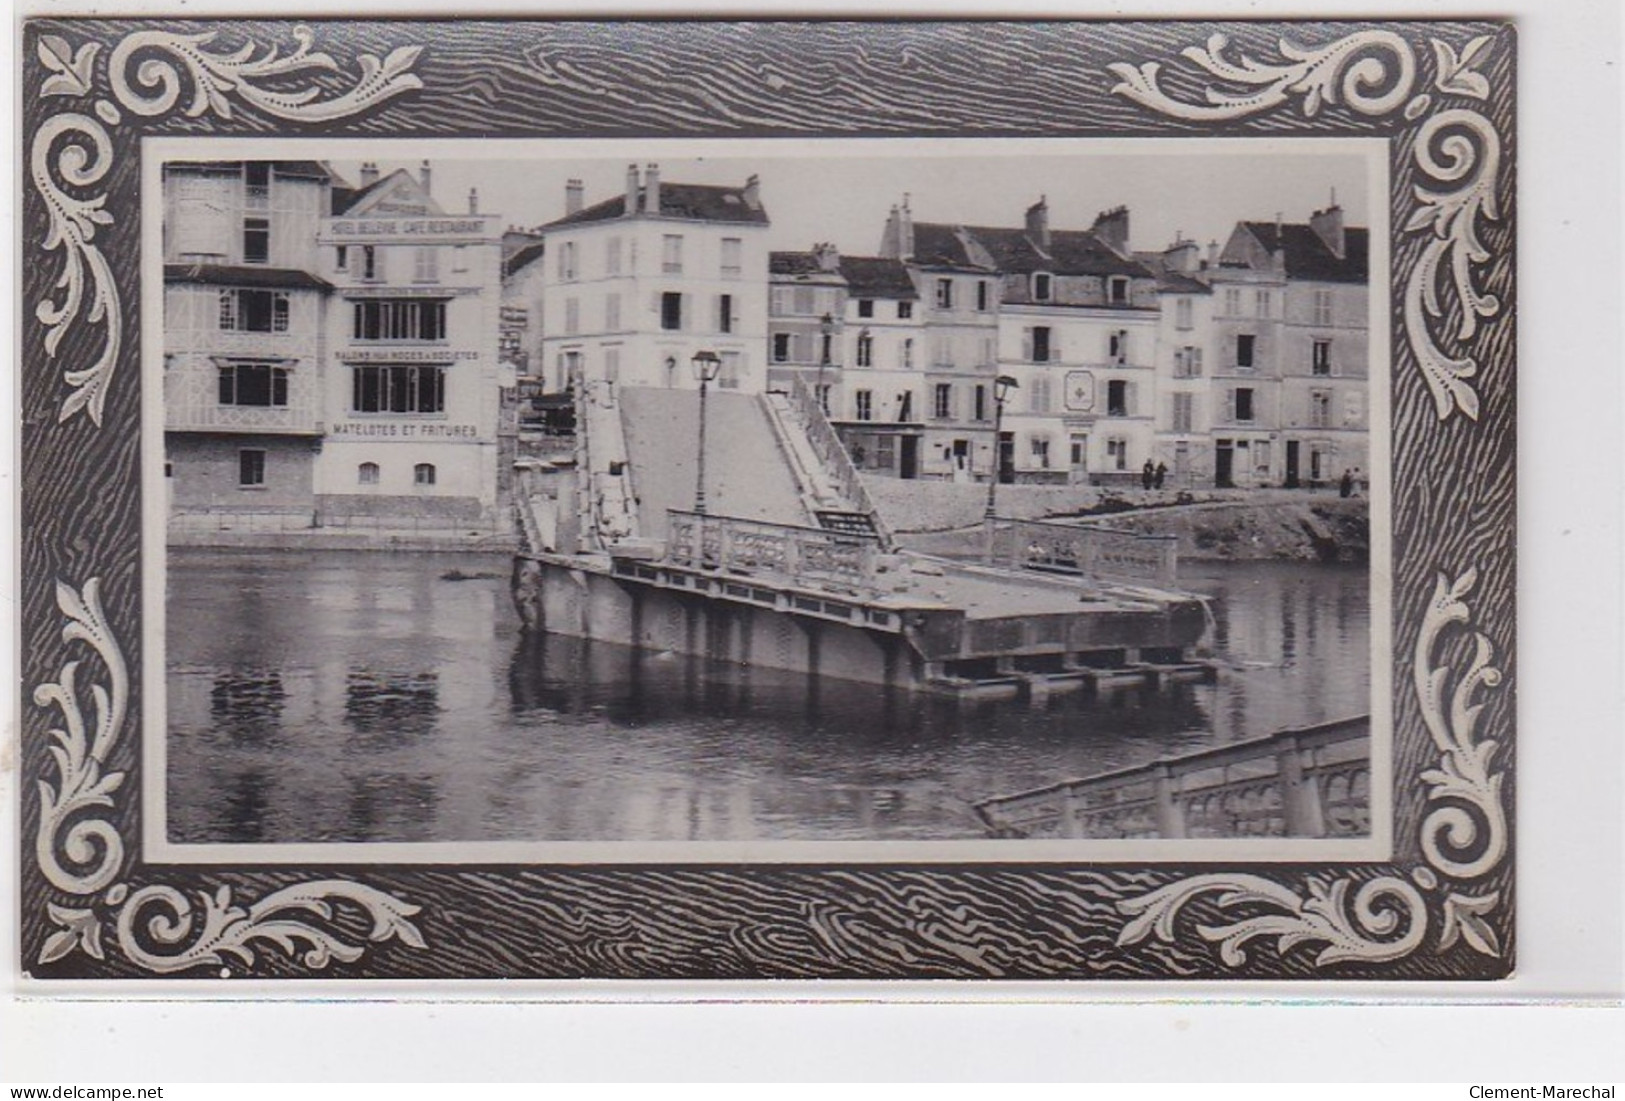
[166,401,321,435]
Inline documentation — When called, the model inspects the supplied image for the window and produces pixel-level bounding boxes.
[1223,287,1242,316]
[558,241,578,281]
[902,338,914,370]
[217,363,289,407]
[243,217,269,265]
[1344,391,1364,427]
[352,299,447,341]
[815,383,831,415]
[1030,326,1052,363]
[933,383,954,420]
[606,293,621,331]
[1032,273,1052,302]
[1255,289,1273,317]
[564,298,580,335]
[1312,339,1332,376]
[1234,387,1255,423]
[243,163,270,206]
[335,245,349,272]
[1106,437,1127,471]
[661,234,683,274]
[352,365,447,414]
[414,247,439,283]
[358,462,380,485]
[1109,330,1129,364]
[856,331,873,367]
[1031,436,1051,468]
[720,237,742,278]
[661,292,682,331]
[361,245,381,281]
[414,463,436,486]
[606,237,622,277]
[219,289,289,333]
[935,279,954,309]
[1109,277,1130,305]
[1310,388,1332,428]
[238,449,266,487]
[1175,297,1193,330]
[1236,333,1256,370]
[1172,391,1194,432]
[1107,379,1129,417]
[790,286,815,315]
[604,347,621,385]
[718,294,733,334]
[857,299,874,319]
[897,301,913,320]
[1313,288,1334,326]
[452,246,468,273]
[976,281,990,311]
[896,391,913,422]
[973,384,987,422]
[719,351,742,390]
[1175,346,1203,378]
[1027,375,1052,414]
[855,389,873,421]
[772,332,792,363]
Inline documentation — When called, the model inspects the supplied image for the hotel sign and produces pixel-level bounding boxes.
[322,216,497,242]
[340,349,481,363]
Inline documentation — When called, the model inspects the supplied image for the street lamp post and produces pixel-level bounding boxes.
[691,350,722,516]
[816,312,835,415]
[984,374,1018,562]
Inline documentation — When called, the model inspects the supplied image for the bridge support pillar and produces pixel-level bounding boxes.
[1152,764,1187,839]
[1277,735,1327,838]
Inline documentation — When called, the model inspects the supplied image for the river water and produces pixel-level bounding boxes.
[166,549,1369,843]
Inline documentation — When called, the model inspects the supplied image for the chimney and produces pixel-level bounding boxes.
[624,164,639,216]
[359,162,379,187]
[468,188,479,215]
[1207,239,1220,267]
[901,193,915,260]
[742,173,761,212]
[419,159,432,197]
[565,178,584,215]
[644,163,661,215]
[812,242,841,273]
[1092,205,1130,255]
[1025,196,1050,250]
[1165,235,1200,274]
[1310,202,1346,259]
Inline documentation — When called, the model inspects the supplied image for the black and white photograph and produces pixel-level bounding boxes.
[156,142,1384,854]
[17,16,1515,983]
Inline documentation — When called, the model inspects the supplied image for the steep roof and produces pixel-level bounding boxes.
[1239,222,1368,283]
[504,239,547,278]
[839,255,917,299]
[769,251,829,277]
[1133,251,1212,295]
[545,182,769,229]
[910,222,1153,278]
[164,263,332,291]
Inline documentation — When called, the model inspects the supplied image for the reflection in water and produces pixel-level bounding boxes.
[167,549,1369,844]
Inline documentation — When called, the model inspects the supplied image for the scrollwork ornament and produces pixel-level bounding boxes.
[29,24,425,426]
[1108,28,1506,422]
[31,588,432,978]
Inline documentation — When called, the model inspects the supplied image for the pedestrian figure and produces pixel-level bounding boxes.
[1339,468,1354,498]
[1142,459,1155,490]
[1154,461,1167,490]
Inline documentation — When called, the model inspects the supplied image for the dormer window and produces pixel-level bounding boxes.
[1032,272,1053,302]
[1109,277,1130,305]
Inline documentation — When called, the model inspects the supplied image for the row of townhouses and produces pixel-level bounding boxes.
[162,159,1368,535]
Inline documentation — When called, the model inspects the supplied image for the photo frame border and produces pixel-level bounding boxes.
[18,16,1515,981]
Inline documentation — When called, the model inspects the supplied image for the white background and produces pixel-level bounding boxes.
[3,0,1622,1082]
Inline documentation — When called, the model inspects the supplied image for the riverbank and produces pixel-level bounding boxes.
[167,526,521,553]
[894,493,1369,564]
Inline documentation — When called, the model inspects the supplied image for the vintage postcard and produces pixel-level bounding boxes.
[17,17,1514,981]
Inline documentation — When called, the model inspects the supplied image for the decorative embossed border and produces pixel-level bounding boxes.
[18,18,1514,981]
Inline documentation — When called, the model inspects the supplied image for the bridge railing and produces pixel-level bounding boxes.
[665,509,882,593]
[987,516,1178,585]
[975,716,1370,840]
[782,374,895,551]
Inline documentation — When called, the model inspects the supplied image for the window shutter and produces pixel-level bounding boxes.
[1022,328,1033,362]
[1193,347,1204,376]
[1225,388,1237,423]
[1125,381,1138,416]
